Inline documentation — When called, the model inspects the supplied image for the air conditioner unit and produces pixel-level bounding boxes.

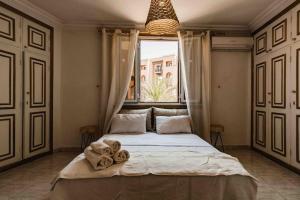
[211,36,253,50]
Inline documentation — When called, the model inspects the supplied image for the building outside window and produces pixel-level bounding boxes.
[126,39,184,103]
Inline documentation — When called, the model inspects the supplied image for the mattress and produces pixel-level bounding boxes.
[51,132,257,200]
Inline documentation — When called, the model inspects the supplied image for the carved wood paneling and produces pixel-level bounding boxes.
[256,111,266,147]
[256,32,267,55]
[256,62,266,107]
[296,115,300,163]
[272,19,287,47]
[0,50,15,109]
[29,112,46,153]
[271,54,286,108]
[0,12,15,41]
[271,112,286,156]
[0,114,15,161]
[27,25,46,51]
[297,48,300,109]
[29,57,46,108]
[297,10,300,36]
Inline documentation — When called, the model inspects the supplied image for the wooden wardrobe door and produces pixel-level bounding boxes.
[253,55,269,153]
[267,46,291,163]
[0,44,22,167]
[22,19,50,159]
[291,41,300,169]
[23,51,50,159]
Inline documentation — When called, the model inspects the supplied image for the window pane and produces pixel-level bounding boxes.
[140,40,178,102]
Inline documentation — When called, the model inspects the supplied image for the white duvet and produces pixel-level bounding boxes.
[55,133,255,182]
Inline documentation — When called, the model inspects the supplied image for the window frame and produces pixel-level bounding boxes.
[125,36,186,105]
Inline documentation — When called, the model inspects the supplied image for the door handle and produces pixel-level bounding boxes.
[26,91,30,95]
[292,90,297,94]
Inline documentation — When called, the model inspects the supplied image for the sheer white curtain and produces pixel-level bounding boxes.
[99,29,139,133]
[178,31,211,141]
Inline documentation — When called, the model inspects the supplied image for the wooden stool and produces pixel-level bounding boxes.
[210,124,225,152]
[80,125,99,151]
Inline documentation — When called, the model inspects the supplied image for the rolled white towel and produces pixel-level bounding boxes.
[103,139,121,153]
[113,149,130,164]
[90,141,113,156]
[84,147,113,170]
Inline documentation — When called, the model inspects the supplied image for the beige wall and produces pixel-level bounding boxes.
[59,37,251,147]
[0,1,257,149]
[61,27,101,148]
[211,51,251,146]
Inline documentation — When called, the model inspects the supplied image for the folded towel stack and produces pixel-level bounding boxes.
[103,139,121,153]
[84,139,130,170]
[84,147,113,170]
[90,142,113,156]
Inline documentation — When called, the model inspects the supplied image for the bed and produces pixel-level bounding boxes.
[51,132,257,200]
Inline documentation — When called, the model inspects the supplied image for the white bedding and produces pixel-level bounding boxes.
[100,132,211,146]
[51,133,257,200]
[54,133,254,180]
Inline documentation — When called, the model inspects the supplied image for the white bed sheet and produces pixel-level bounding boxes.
[51,133,257,200]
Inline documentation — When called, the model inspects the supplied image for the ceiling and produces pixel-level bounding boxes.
[28,0,276,26]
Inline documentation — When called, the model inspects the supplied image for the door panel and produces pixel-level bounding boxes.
[271,54,286,108]
[255,62,267,107]
[272,19,288,47]
[29,111,46,153]
[0,114,15,161]
[0,49,15,109]
[29,57,46,108]
[291,4,300,42]
[23,19,50,55]
[0,44,22,167]
[0,7,21,47]
[254,30,268,57]
[23,51,50,159]
[255,111,266,147]
[271,112,286,156]
[267,13,291,53]
[295,116,300,164]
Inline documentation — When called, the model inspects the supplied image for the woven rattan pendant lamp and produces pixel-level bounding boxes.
[145,0,179,35]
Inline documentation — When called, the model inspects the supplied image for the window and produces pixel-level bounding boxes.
[166,61,172,67]
[126,39,185,103]
[141,65,147,70]
[166,72,172,79]
[141,75,146,82]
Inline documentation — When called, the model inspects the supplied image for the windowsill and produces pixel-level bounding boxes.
[122,102,187,109]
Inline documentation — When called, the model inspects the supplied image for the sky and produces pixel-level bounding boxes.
[140,40,178,60]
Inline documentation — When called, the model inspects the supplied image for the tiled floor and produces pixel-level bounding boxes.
[0,150,299,200]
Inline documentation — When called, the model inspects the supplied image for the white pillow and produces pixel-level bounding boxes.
[156,115,192,134]
[110,114,147,134]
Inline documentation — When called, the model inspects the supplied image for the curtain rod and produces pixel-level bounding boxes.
[97,26,207,36]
